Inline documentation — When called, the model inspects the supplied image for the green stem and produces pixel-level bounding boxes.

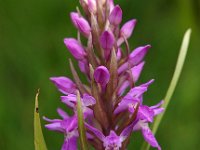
[77,91,89,150]
[141,29,191,150]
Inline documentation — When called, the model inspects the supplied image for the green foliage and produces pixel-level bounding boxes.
[141,29,192,150]
[77,91,89,150]
[34,90,48,150]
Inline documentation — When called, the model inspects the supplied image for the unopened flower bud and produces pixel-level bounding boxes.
[100,31,115,60]
[109,5,122,26]
[70,12,91,37]
[94,66,110,86]
[117,19,137,46]
[78,60,89,74]
[64,38,86,60]
[129,45,151,66]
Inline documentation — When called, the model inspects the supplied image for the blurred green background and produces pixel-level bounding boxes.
[0,0,200,149]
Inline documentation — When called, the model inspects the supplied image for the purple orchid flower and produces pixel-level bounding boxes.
[61,94,96,118]
[85,121,135,150]
[118,45,151,74]
[43,109,78,150]
[133,101,164,150]
[118,61,145,96]
[115,80,154,115]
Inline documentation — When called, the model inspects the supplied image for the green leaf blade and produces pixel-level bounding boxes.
[77,91,89,150]
[34,90,48,150]
[141,29,192,150]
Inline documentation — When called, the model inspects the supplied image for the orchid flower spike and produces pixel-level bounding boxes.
[44,0,164,150]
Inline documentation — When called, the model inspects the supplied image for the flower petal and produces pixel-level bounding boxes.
[138,105,154,122]
[82,94,96,106]
[142,126,161,150]
[94,66,110,86]
[64,38,86,60]
[61,136,78,150]
[61,95,77,108]
[100,31,115,60]
[57,108,70,119]
[70,12,91,37]
[85,123,105,141]
[109,5,122,26]
[50,77,76,95]
[117,19,137,46]
[130,61,145,83]
[45,122,64,132]
[129,45,151,66]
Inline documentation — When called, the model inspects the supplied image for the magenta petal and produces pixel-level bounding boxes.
[118,46,148,74]
[114,98,138,115]
[120,121,136,141]
[70,12,91,37]
[57,108,70,119]
[100,31,115,59]
[117,48,122,61]
[104,131,122,149]
[129,45,151,66]
[150,100,164,116]
[124,86,148,99]
[85,123,105,141]
[94,66,110,86]
[142,126,161,150]
[64,38,86,60]
[114,102,129,115]
[50,77,76,95]
[130,61,145,83]
[117,19,137,46]
[118,80,130,96]
[121,19,137,38]
[150,100,164,109]
[78,60,89,74]
[109,0,114,11]
[70,12,79,27]
[43,116,61,123]
[45,122,64,132]
[88,0,97,13]
[109,5,122,26]
[118,62,129,74]
[140,79,154,87]
[82,94,96,106]
[61,136,78,150]
[61,95,77,108]
[138,105,154,122]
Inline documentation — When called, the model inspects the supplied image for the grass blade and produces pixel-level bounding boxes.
[141,29,192,150]
[77,91,89,150]
[34,89,48,150]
